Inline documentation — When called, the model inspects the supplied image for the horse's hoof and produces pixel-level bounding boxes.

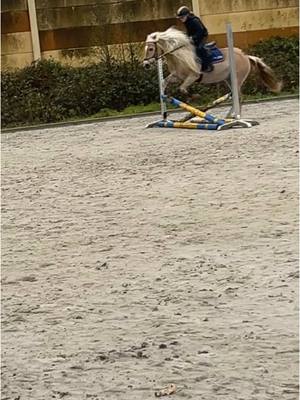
[190,93,201,101]
[179,88,188,96]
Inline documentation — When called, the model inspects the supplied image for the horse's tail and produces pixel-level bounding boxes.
[248,55,282,93]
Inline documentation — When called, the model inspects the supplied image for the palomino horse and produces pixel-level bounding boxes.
[143,27,282,117]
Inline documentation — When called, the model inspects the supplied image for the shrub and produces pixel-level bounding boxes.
[1,36,298,128]
[243,35,299,95]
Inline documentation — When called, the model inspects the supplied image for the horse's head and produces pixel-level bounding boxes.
[143,33,159,69]
[143,28,193,70]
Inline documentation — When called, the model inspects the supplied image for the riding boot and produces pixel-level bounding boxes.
[196,46,214,72]
[205,52,214,72]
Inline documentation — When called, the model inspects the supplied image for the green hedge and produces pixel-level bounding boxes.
[1,36,298,128]
[243,35,299,95]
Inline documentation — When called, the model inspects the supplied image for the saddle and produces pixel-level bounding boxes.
[204,42,224,64]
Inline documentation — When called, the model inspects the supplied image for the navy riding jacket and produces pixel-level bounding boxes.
[184,14,208,47]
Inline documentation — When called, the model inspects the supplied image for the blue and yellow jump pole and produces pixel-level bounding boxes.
[147,92,226,130]
[165,96,226,126]
[156,120,220,130]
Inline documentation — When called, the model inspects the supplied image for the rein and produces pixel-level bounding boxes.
[158,44,186,59]
[144,42,186,61]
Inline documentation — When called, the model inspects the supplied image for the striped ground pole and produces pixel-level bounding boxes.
[156,121,220,130]
[166,97,226,126]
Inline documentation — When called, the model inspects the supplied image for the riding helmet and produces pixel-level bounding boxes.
[176,6,191,17]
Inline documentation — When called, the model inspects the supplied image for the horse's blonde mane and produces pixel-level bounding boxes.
[159,27,191,47]
[146,27,199,74]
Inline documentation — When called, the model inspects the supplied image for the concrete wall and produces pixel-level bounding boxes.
[192,0,299,48]
[1,0,298,70]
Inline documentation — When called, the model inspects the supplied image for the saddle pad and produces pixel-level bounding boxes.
[205,44,224,64]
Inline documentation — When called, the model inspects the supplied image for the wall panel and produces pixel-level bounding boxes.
[39,18,181,51]
[1,10,30,33]
[1,0,28,12]
[204,7,299,35]
[37,0,185,30]
[197,0,298,15]
[42,42,144,66]
[210,26,299,49]
[1,32,32,55]
[1,53,33,69]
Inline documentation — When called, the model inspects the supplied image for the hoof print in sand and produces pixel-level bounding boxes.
[155,383,177,397]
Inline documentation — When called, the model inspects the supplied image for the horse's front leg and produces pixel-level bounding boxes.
[179,73,200,96]
[163,73,178,91]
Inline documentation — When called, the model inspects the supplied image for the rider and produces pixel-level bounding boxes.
[176,6,214,72]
